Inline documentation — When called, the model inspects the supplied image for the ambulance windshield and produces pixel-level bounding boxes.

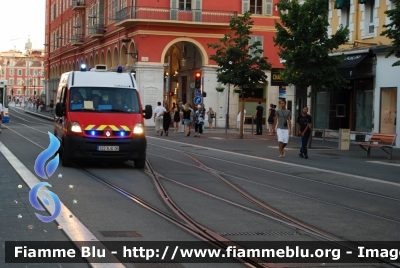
[69,87,140,113]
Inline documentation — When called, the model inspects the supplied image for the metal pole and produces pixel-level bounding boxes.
[251,114,254,134]
[167,55,171,104]
[323,89,327,146]
[225,83,228,133]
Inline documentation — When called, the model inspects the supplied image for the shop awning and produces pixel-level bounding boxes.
[335,0,350,9]
[338,54,368,69]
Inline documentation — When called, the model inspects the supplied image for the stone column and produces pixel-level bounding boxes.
[134,63,165,127]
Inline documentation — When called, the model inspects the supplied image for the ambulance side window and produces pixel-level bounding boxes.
[61,87,67,104]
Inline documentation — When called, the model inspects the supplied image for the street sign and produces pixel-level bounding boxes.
[193,97,202,105]
[195,89,202,97]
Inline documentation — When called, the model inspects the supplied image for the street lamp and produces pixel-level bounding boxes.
[121,35,139,60]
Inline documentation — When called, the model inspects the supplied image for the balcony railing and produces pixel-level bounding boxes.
[72,0,85,10]
[71,34,85,46]
[115,6,236,24]
[89,24,106,36]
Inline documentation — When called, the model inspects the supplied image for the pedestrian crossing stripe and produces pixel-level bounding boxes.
[84,125,130,131]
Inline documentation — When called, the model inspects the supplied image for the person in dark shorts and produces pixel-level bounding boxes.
[296,106,312,159]
[267,104,276,135]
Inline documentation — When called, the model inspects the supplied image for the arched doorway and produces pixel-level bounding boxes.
[161,39,206,108]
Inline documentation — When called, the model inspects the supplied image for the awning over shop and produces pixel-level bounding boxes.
[338,54,368,69]
[337,53,374,78]
[334,0,350,9]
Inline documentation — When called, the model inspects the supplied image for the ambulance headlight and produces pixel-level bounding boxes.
[68,122,82,133]
[133,123,144,134]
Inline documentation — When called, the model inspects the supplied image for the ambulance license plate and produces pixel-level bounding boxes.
[97,146,119,151]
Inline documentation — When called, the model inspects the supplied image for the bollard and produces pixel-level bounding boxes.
[251,114,254,134]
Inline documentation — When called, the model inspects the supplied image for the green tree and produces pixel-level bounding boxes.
[208,11,271,138]
[274,0,349,145]
[381,0,400,67]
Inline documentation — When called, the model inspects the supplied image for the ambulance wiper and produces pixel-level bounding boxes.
[110,109,130,113]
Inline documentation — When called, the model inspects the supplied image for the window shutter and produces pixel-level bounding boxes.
[242,0,250,13]
[194,0,202,22]
[249,36,263,57]
[265,0,273,15]
[170,0,178,20]
[257,36,264,57]
[114,0,119,21]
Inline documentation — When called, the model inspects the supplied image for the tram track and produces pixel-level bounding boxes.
[146,151,400,225]
[147,142,400,220]
[148,143,400,202]
[142,149,399,267]
[3,114,266,266]
[4,112,399,266]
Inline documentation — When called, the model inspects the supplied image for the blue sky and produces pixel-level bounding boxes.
[0,0,45,53]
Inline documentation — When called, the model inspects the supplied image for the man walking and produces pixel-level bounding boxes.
[296,106,312,159]
[254,101,264,135]
[273,100,291,158]
[153,102,166,136]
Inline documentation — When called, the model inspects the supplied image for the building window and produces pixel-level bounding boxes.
[34,69,38,76]
[365,0,375,35]
[18,69,22,76]
[341,6,350,27]
[243,0,273,15]
[26,69,30,76]
[9,78,14,85]
[380,88,397,134]
[250,0,263,14]
[249,35,264,57]
[17,78,22,85]
[179,0,191,10]
[9,69,14,76]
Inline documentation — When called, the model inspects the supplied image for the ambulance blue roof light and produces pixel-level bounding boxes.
[80,64,87,72]
[117,65,123,73]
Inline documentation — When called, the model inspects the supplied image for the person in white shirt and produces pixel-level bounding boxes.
[0,102,3,133]
[153,101,166,136]
[237,109,246,134]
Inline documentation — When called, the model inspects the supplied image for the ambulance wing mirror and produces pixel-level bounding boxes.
[143,105,152,119]
[55,103,65,117]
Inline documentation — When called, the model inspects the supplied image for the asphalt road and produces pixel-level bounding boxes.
[1,106,399,268]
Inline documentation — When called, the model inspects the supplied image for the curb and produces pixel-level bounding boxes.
[23,109,54,122]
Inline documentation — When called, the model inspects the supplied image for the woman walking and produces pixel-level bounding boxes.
[194,104,205,137]
[183,103,192,136]
[173,103,180,133]
[268,104,276,135]
[161,103,172,136]
[206,107,215,130]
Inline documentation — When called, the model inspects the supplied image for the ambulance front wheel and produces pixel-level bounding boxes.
[61,147,73,167]
[134,158,145,169]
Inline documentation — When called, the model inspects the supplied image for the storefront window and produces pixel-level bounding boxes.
[380,88,397,134]
[315,91,329,128]
[355,90,373,132]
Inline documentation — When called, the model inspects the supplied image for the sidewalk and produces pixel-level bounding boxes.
[11,102,398,154]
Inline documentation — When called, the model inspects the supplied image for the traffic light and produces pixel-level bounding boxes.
[169,91,174,97]
[194,72,201,89]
